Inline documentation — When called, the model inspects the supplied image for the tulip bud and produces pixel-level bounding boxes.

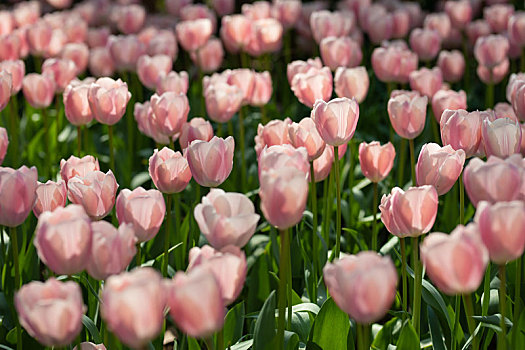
[60,155,100,185]
[437,50,465,83]
[254,118,292,157]
[409,28,441,61]
[179,118,214,150]
[312,97,359,146]
[149,148,192,194]
[432,89,467,123]
[288,117,326,161]
[22,73,56,109]
[334,66,369,103]
[0,166,37,227]
[387,90,428,140]
[186,136,235,187]
[33,180,67,218]
[482,117,522,158]
[137,55,172,90]
[358,141,396,183]
[0,59,25,94]
[156,71,189,96]
[176,19,213,52]
[88,78,131,125]
[409,67,443,98]
[320,36,362,71]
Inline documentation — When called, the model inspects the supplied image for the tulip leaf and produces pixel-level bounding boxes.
[308,297,350,350]
[223,301,245,347]
[284,330,300,350]
[427,306,446,350]
[509,309,525,348]
[253,291,276,350]
[0,345,14,350]
[371,317,403,349]
[230,339,254,350]
[396,321,419,350]
[82,315,102,344]
[187,336,200,350]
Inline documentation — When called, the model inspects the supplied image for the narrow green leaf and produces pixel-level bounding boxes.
[396,321,420,350]
[284,331,300,350]
[309,298,350,350]
[253,291,277,350]
[371,317,402,349]
[223,301,245,347]
[427,306,446,350]
[82,315,102,344]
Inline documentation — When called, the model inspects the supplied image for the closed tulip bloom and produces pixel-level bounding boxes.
[68,170,118,220]
[15,278,84,347]
[156,71,189,95]
[27,21,53,56]
[387,90,428,140]
[254,118,292,157]
[323,251,397,324]
[416,143,466,195]
[482,118,522,158]
[424,13,451,39]
[86,222,137,280]
[227,69,256,105]
[176,19,213,52]
[89,47,115,77]
[334,66,369,103]
[167,267,225,338]
[190,38,224,73]
[432,89,467,123]
[0,60,25,94]
[245,18,283,57]
[259,166,308,229]
[362,6,393,44]
[205,83,243,123]
[0,166,37,227]
[313,144,334,182]
[409,28,441,61]
[494,102,518,122]
[186,136,234,187]
[484,4,514,33]
[150,92,189,137]
[116,4,145,35]
[474,35,509,68]
[34,205,92,275]
[444,0,472,29]
[33,180,67,218]
[61,43,89,75]
[466,20,492,47]
[312,97,359,147]
[179,118,214,150]
[0,128,8,164]
[463,156,523,206]
[288,118,326,161]
[102,268,166,348]
[440,109,484,157]
[0,33,21,62]
[212,0,235,16]
[477,59,510,85]
[87,27,110,48]
[391,8,411,39]
[137,55,172,90]
[116,187,166,243]
[63,83,93,126]
[291,66,333,108]
[310,10,353,44]
[134,101,170,145]
[242,1,271,20]
[42,58,77,93]
[320,36,362,71]
[421,224,488,295]
[220,15,252,53]
[108,35,146,72]
[180,4,217,32]
[379,185,438,237]
[0,71,11,112]
[258,144,310,180]
[271,0,301,28]
[73,342,106,350]
[513,83,525,122]
[371,46,418,84]
[287,57,323,85]
[60,155,100,185]
[409,67,443,98]
[88,78,131,125]
[508,12,525,47]
[250,71,272,107]
[22,73,56,109]
[358,141,396,183]
[149,148,192,193]
[0,11,14,36]
[437,50,465,83]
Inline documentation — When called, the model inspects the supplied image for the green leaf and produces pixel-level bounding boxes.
[130,171,151,189]
[231,339,253,350]
[396,321,420,350]
[371,317,403,349]
[309,298,350,350]
[187,336,200,350]
[82,315,103,344]
[223,301,245,347]
[510,308,525,348]
[427,306,446,350]
[284,331,300,350]
[253,291,277,350]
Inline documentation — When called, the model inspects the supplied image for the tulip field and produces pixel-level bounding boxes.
[2,0,525,349]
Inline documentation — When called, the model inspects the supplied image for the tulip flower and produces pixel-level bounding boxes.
[186,136,235,187]
[290,66,333,108]
[149,148,192,194]
[190,38,224,73]
[60,155,100,185]
[74,343,106,350]
[176,19,213,52]
[371,46,418,84]
[288,117,326,161]
[115,4,145,34]
[156,71,189,95]
[508,12,525,47]
[250,72,273,107]
[409,67,443,98]
[150,92,190,138]
[437,50,465,83]
[409,28,441,61]
[334,66,369,103]
[108,35,146,71]
[287,57,323,85]
[205,82,244,123]
[88,77,131,126]
[444,0,472,29]
[387,90,428,140]
[258,144,310,181]
[0,59,25,93]
[0,71,11,112]
[88,48,115,77]
[359,141,396,183]
[320,36,362,71]
[312,97,359,147]
[424,13,451,39]
[33,180,67,218]
[0,166,37,227]
[179,118,214,150]
[432,89,467,123]
[42,58,77,93]
[137,55,172,90]
[61,43,89,75]
[474,35,509,69]
[22,73,56,109]
[482,117,522,158]
[220,15,252,53]
[245,18,283,57]
[254,118,292,157]
[0,127,8,165]
[313,144,334,182]
[309,10,352,44]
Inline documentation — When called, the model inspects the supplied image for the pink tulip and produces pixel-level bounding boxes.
[27,21,53,56]
[409,67,443,99]
[440,109,484,158]
[254,118,292,157]
[0,128,8,165]
[89,47,115,77]
[73,342,106,350]
[416,143,466,195]
[249,71,272,107]
[41,58,77,93]
[167,267,225,338]
[245,18,283,57]
[508,12,525,47]
[150,92,189,137]
[506,74,524,105]
[22,73,56,109]
[444,0,472,29]
[313,144,334,182]
[258,144,310,180]
[0,33,21,62]
[320,36,362,71]
[116,187,166,243]
[409,28,441,61]
[474,35,509,68]
[190,38,224,73]
[484,4,514,33]
[323,251,397,324]
[0,166,37,227]
[60,43,88,76]
[312,97,359,147]
[476,201,525,264]
[334,66,369,104]
[108,35,146,71]
[156,71,189,96]
[146,29,178,60]
[205,83,243,123]
[0,71,11,112]
[291,66,333,108]
[0,60,25,94]
[134,102,170,145]
[271,0,301,29]
[379,185,438,237]
[88,78,131,126]
[60,155,100,185]
[34,204,92,275]
[220,15,252,53]
[15,278,84,347]
[371,46,418,84]
[424,13,452,39]
[463,156,523,206]
[0,11,14,36]
[194,189,259,249]
[63,83,93,126]
[186,136,234,187]
[188,245,246,305]
[466,20,492,48]
[242,1,272,20]
[288,118,326,161]
[494,102,518,122]
[102,268,166,348]
[512,81,525,122]
[149,148,192,194]
[137,55,172,90]
[86,221,137,280]
[87,27,110,48]
[259,166,308,229]
[387,90,428,140]
[287,57,323,85]
[176,19,213,52]
[482,117,522,158]
[310,10,353,44]
[179,118,214,149]
[432,89,467,123]
[477,59,509,85]
[437,50,465,83]
[212,0,235,16]
[180,4,217,32]
[115,4,145,34]
[358,141,396,183]
[68,170,118,220]
[166,0,192,16]
[227,69,256,105]
[33,180,67,218]
[421,224,488,295]
[361,6,393,44]
[391,8,411,39]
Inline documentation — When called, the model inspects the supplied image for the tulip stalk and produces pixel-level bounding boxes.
[277,228,290,349]
[452,295,461,350]
[10,226,22,350]
[107,125,115,172]
[429,109,440,144]
[397,139,407,187]
[412,236,422,336]
[162,194,173,277]
[521,47,525,73]
[482,265,491,316]
[77,126,82,157]
[409,139,416,187]
[498,264,507,350]
[515,258,522,324]
[463,293,478,350]
[371,182,378,251]
[322,171,333,247]
[357,323,370,350]
[333,146,341,260]
[400,238,408,316]
[310,163,319,300]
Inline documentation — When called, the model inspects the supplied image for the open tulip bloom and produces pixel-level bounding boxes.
[5,1,525,350]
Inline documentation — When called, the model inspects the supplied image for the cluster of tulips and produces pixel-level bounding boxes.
[1,0,525,349]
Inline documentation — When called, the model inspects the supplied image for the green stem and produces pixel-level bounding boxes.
[430,108,440,144]
[261,106,268,125]
[397,139,407,187]
[498,264,507,350]
[333,146,341,261]
[240,51,249,68]
[463,293,479,350]
[205,337,214,350]
[136,243,141,267]
[322,171,333,247]
[400,238,408,316]
[356,324,363,350]
[277,228,290,349]
[216,328,224,350]
[372,182,378,251]
[107,125,115,171]
[412,236,422,337]
[310,163,318,302]
[459,172,464,225]
[521,47,525,73]
[516,257,522,322]
[77,126,82,157]
[482,264,491,316]
[239,107,246,193]
[486,79,494,109]
[409,139,416,187]
[163,194,172,277]
[287,236,293,330]
[173,193,182,270]
[452,295,461,350]
[361,324,370,350]
[10,227,22,350]
[55,94,62,139]
[347,140,355,226]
